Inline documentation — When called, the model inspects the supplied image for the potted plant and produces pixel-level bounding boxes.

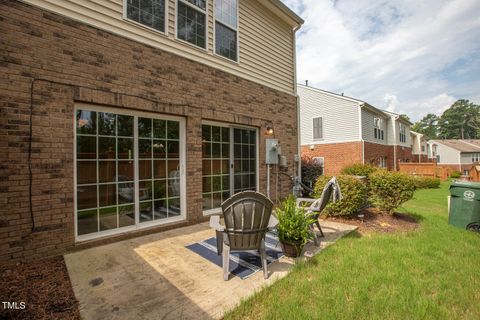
[275,196,315,257]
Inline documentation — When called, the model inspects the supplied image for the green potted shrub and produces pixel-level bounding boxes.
[276,196,315,257]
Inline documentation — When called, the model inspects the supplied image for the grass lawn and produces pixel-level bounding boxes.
[226,182,480,320]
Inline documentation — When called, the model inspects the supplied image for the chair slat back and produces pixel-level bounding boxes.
[221,191,273,250]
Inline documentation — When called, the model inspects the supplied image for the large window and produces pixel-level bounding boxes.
[471,153,480,163]
[312,117,323,140]
[126,0,166,32]
[202,124,257,212]
[177,0,206,49]
[399,123,407,143]
[75,106,185,239]
[374,117,384,140]
[215,0,238,61]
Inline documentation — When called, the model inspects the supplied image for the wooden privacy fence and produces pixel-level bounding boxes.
[398,162,450,180]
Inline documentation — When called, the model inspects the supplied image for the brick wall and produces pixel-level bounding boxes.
[301,142,362,175]
[396,146,415,164]
[363,142,394,169]
[0,1,298,262]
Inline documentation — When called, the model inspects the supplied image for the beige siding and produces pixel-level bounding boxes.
[361,108,388,145]
[20,0,296,94]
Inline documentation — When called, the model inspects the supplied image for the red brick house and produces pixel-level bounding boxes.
[0,0,303,261]
[298,84,414,175]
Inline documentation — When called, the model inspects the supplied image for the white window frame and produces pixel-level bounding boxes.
[123,0,169,36]
[312,116,323,140]
[399,123,407,143]
[201,120,259,216]
[373,117,384,140]
[213,0,239,63]
[73,103,187,242]
[175,0,209,51]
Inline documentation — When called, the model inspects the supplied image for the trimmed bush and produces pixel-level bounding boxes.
[341,163,378,178]
[301,155,324,193]
[369,170,415,214]
[450,171,462,179]
[313,175,367,217]
[413,176,441,189]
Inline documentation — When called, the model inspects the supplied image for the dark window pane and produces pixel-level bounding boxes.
[153,199,168,219]
[139,160,152,180]
[249,130,256,144]
[212,143,221,157]
[76,110,96,135]
[118,204,135,227]
[234,144,241,157]
[168,178,181,197]
[177,1,206,49]
[138,118,152,138]
[117,161,134,182]
[153,140,166,158]
[77,185,97,210]
[202,142,211,158]
[184,0,206,10]
[168,198,181,216]
[221,127,229,142]
[222,191,230,203]
[212,176,222,192]
[211,126,221,142]
[212,192,222,208]
[98,161,116,183]
[140,201,153,222]
[202,125,211,141]
[167,121,179,139]
[154,160,166,179]
[77,161,97,185]
[153,119,166,138]
[99,184,117,207]
[153,180,167,199]
[77,209,98,235]
[139,181,153,201]
[117,115,133,137]
[77,136,96,159]
[99,207,118,231]
[118,182,134,204]
[202,193,212,210]
[249,174,256,188]
[215,22,237,61]
[249,145,255,159]
[98,112,116,136]
[212,160,222,175]
[167,160,180,178]
[233,128,241,143]
[118,138,133,159]
[222,175,229,190]
[222,160,229,174]
[202,176,211,193]
[167,141,179,158]
[221,143,229,158]
[202,160,211,175]
[139,139,152,158]
[127,0,165,32]
[98,137,116,159]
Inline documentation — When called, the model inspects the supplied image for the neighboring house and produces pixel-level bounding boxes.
[427,140,480,175]
[410,131,429,162]
[0,0,303,261]
[298,84,415,175]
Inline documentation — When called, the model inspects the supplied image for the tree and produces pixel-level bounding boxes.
[437,100,480,139]
[411,113,439,139]
[399,114,411,123]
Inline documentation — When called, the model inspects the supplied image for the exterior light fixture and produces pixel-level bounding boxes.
[266,124,274,135]
[310,145,314,150]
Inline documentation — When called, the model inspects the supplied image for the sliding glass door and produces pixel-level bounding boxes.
[75,105,185,240]
[202,123,257,212]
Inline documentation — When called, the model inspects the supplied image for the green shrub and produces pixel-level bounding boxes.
[313,175,367,217]
[413,176,441,189]
[450,171,462,179]
[369,170,415,214]
[341,163,378,178]
[301,155,324,193]
[276,196,315,245]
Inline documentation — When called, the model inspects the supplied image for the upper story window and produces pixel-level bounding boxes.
[421,145,425,152]
[215,0,238,61]
[312,117,323,140]
[177,0,207,49]
[373,117,384,140]
[472,153,480,163]
[399,123,407,143]
[126,0,166,32]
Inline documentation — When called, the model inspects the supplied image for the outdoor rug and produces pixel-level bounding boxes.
[186,232,284,279]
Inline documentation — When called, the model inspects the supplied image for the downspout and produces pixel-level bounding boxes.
[292,24,302,182]
[359,103,365,164]
[392,115,398,170]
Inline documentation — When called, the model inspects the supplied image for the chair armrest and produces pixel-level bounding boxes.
[209,215,225,232]
[268,215,279,229]
[296,197,316,207]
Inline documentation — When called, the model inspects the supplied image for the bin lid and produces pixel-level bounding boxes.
[450,181,480,200]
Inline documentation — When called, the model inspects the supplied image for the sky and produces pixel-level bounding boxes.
[281,0,480,122]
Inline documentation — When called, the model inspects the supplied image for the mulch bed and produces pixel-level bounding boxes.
[325,207,420,235]
[0,256,80,320]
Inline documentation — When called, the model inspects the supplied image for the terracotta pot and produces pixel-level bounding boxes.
[280,240,304,258]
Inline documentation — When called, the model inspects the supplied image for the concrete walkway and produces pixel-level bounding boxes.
[65,220,357,320]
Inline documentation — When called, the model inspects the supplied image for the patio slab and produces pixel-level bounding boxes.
[65,220,357,320]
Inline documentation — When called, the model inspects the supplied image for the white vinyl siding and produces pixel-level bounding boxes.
[461,153,480,164]
[312,117,323,140]
[298,85,361,145]
[21,0,297,94]
[362,109,387,144]
[434,143,461,164]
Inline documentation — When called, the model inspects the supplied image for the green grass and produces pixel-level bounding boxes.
[225,182,480,320]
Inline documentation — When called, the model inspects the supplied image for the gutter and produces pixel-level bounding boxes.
[392,114,398,170]
[292,24,302,181]
[359,103,365,164]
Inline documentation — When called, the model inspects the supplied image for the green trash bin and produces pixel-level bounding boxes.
[448,181,480,231]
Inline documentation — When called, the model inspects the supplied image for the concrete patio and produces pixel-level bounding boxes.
[65,220,357,320]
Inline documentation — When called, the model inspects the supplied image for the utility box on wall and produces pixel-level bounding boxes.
[266,138,279,165]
